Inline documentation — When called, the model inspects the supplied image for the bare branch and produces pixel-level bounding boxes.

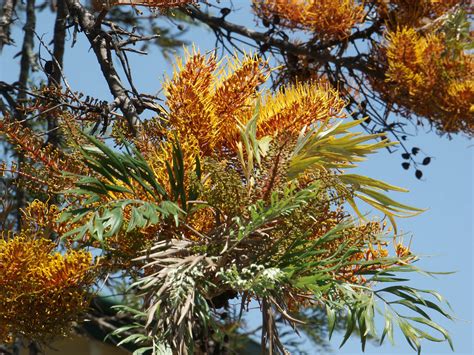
[0,0,17,51]
[17,0,36,97]
[14,0,36,231]
[46,0,69,146]
[64,0,140,135]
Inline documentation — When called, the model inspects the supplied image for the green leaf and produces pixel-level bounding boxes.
[340,309,355,348]
[133,347,154,355]
[399,319,421,353]
[380,307,394,345]
[390,299,431,320]
[405,317,454,350]
[339,174,408,192]
[357,187,423,213]
[327,306,337,340]
[117,333,149,347]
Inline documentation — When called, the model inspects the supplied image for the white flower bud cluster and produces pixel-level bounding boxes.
[217,264,285,295]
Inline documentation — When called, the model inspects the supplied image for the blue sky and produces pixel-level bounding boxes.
[1,4,472,354]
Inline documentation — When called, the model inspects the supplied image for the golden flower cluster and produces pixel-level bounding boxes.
[98,50,351,265]
[310,218,412,285]
[307,214,393,284]
[21,200,69,237]
[252,0,365,40]
[164,51,268,153]
[129,50,345,192]
[375,0,461,28]
[0,235,95,343]
[376,27,473,135]
[257,82,346,135]
[0,116,84,192]
[102,51,417,280]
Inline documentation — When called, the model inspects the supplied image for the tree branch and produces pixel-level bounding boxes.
[185,7,381,78]
[63,0,140,135]
[46,0,69,146]
[14,0,36,231]
[0,0,17,51]
[18,0,35,94]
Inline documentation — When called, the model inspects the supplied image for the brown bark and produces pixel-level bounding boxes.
[15,0,36,231]
[0,0,17,51]
[64,0,140,135]
[46,0,69,146]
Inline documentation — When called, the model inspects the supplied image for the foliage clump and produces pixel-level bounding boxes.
[251,1,472,138]
[1,0,470,352]
[373,25,473,135]
[0,50,454,354]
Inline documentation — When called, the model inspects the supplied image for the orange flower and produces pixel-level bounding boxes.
[253,0,365,40]
[375,0,461,28]
[0,235,95,342]
[374,27,473,135]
